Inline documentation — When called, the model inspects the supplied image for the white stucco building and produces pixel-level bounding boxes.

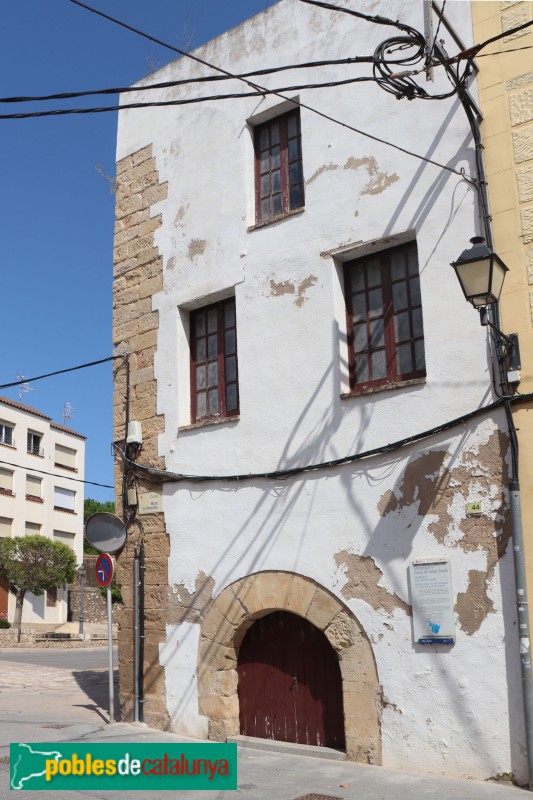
[0,396,85,626]
[112,0,527,784]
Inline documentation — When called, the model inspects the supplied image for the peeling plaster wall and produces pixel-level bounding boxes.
[113,0,526,784]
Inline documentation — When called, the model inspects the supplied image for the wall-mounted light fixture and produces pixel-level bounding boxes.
[450,236,508,308]
[450,236,520,382]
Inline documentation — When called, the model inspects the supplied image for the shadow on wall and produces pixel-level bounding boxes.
[342,425,520,779]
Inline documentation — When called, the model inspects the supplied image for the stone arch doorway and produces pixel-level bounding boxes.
[238,610,346,749]
[198,571,382,763]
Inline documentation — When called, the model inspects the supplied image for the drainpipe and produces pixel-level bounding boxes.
[133,547,140,722]
[139,540,145,723]
[456,75,533,790]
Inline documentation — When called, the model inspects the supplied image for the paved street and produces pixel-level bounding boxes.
[0,645,116,670]
[0,649,529,799]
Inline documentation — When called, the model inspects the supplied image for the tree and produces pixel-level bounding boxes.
[0,535,77,642]
[84,498,115,524]
[84,498,115,554]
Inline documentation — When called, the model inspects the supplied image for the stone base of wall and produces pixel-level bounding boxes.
[0,629,116,647]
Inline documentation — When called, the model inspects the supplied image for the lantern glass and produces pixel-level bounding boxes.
[451,237,508,307]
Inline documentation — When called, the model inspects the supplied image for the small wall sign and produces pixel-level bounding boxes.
[409,559,455,645]
[466,501,483,515]
[138,491,163,515]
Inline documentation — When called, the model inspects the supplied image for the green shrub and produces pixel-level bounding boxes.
[0,617,11,629]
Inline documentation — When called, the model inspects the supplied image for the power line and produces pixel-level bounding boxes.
[297,0,422,38]
[65,0,471,181]
[0,58,418,106]
[0,457,113,489]
[114,393,533,485]
[476,43,533,58]
[0,76,399,119]
[0,355,124,391]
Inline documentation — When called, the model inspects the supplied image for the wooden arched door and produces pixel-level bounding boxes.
[237,611,345,750]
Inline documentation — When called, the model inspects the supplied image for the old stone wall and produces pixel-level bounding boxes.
[113,144,170,729]
[68,588,121,625]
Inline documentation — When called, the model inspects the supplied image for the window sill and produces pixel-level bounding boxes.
[54,506,76,514]
[341,376,426,399]
[26,495,44,503]
[247,206,305,232]
[54,463,78,473]
[179,415,240,433]
[27,451,44,459]
[0,489,14,498]
[0,442,15,450]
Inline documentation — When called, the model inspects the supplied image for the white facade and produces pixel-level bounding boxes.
[114,0,526,783]
[0,396,85,625]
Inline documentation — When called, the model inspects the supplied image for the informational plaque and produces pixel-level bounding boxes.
[410,559,455,645]
[138,491,163,515]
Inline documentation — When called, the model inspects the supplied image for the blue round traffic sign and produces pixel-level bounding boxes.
[95,553,114,587]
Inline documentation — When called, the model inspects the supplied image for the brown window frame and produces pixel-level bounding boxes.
[254,109,304,224]
[344,241,426,394]
[190,298,239,424]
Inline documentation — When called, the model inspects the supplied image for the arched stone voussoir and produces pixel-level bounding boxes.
[197,570,382,764]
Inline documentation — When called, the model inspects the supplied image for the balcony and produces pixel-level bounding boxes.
[27,444,44,457]
[0,435,15,449]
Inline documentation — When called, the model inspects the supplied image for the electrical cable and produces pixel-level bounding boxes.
[0,355,125,391]
[425,0,446,69]
[0,457,113,489]
[0,76,401,119]
[297,0,422,38]
[63,0,471,181]
[112,392,533,486]
[0,57,422,105]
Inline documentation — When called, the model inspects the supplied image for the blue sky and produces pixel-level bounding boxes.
[0,0,276,502]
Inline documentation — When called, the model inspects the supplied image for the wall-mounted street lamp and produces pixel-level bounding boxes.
[451,236,521,379]
[451,237,533,790]
[451,236,508,308]
[78,562,86,638]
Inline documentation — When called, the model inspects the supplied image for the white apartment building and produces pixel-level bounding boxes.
[0,396,85,626]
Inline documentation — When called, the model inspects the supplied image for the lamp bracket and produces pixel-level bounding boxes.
[479,309,521,369]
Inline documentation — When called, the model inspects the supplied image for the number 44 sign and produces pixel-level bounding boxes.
[95,553,114,588]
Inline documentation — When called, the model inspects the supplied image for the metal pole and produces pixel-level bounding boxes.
[510,482,533,790]
[139,541,145,723]
[107,584,114,724]
[133,549,140,722]
[78,567,84,638]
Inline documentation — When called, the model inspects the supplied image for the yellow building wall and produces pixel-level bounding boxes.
[471,1,533,619]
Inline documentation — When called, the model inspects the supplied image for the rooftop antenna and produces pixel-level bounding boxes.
[63,402,74,425]
[16,375,35,403]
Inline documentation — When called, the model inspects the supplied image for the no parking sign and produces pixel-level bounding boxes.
[95,553,114,588]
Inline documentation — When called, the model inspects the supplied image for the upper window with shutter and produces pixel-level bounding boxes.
[0,468,14,497]
[53,486,76,514]
[26,474,43,503]
[54,444,77,472]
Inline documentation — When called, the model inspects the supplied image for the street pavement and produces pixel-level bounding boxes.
[0,649,529,799]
